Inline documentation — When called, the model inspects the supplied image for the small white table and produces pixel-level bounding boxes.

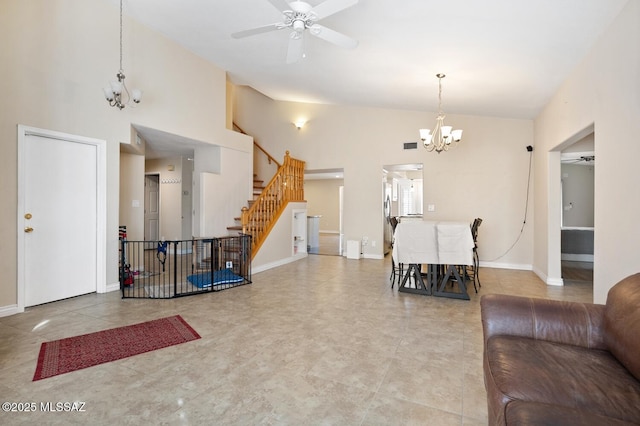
[392,221,474,299]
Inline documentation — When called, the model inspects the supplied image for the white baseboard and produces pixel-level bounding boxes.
[532,265,564,286]
[363,253,384,260]
[479,261,533,271]
[104,281,121,293]
[0,304,23,317]
[546,277,564,286]
[253,253,308,274]
[485,261,563,286]
[561,253,594,262]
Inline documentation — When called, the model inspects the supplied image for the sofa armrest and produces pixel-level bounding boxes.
[481,294,607,349]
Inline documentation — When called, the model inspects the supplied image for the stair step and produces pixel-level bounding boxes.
[235,216,268,221]
[227,223,263,230]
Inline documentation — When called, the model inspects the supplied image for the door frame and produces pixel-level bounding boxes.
[17,125,107,312]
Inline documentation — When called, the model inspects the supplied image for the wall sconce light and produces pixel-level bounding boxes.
[294,120,306,130]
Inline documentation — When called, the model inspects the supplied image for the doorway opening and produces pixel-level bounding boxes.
[560,135,594,286]
[304,168,344,256]
[383,163,424,254]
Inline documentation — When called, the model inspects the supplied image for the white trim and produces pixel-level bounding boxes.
[252,253,308,274]
[533,265,564,286]
[560,151,595,162]
[561,226,594,231]
[561,253,594,262]
[0,304,21,318]
[17,125,107,311]
[480,261,533,271]
[547,277,564,286]
[363,253,384,260]
[105,281,121,293]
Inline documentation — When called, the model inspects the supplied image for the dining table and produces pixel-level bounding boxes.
[392,220,475,300]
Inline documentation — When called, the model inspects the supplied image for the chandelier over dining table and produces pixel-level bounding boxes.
[420,73,463,153]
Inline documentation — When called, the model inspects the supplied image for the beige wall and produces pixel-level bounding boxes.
[234,87,535,267]
[304,179,343,232]
[253,202,308,271]
[1,0,251,311]
[196,148,253,238]
[561,164,594,228]
[119,153,145,241]
[533,0,640,303]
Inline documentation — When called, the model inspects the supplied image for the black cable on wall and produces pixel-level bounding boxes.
[484,145,533,262]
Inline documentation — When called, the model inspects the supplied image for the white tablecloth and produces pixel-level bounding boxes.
[392,221,474,266]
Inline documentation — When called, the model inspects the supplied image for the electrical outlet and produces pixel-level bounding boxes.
[427,204,436,212]
[362,236,368,246]
[225,261,233,269]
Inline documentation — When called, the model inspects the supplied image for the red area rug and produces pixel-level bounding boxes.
[33,315,200,381]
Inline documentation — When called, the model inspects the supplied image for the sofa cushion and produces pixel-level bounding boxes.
[486,335,640,424]
[604,273,640,381]
[505,401,637,426]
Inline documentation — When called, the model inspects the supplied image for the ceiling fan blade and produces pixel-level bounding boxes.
[231,23,281,39]
[310,24,358,49]
[267,0,291,12]
[312,0,358,19]
[286,33,305,64]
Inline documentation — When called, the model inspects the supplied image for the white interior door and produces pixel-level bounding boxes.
[144,174,160,241]
[22,133,98,306]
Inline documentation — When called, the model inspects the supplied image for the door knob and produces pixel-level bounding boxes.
[25,213,32,220]
[24,227,34,233]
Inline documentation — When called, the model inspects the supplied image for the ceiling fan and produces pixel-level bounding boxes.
[231,0,359,64]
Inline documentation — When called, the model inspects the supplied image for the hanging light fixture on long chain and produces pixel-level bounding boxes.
[419,73,462,153]
[103,0,142,109]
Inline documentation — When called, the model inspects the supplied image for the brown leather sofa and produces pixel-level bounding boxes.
[480,273,640,425]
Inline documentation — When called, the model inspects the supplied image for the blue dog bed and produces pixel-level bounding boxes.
[187,269,244,288]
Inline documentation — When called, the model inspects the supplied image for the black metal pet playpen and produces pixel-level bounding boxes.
[119,233,251,299]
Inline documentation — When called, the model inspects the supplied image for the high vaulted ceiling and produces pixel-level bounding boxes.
[113,0,626,120]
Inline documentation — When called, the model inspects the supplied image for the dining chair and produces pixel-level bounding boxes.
[467,218,483,291]
[389,216,404,288]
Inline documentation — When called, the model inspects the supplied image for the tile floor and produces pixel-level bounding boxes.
[0,255,592,425]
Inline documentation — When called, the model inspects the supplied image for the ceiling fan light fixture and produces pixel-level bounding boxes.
[231,0,359,63]
[293,19,305,32]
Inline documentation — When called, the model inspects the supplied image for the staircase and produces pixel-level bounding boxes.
[228,124,305,259]
[227,174,267,231]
